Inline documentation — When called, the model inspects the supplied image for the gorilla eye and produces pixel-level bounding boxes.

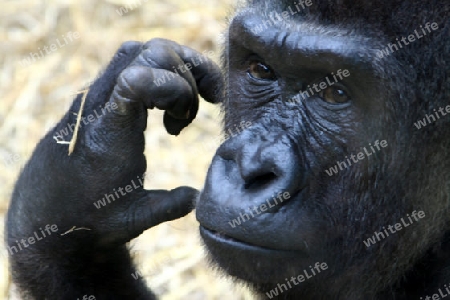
[248,61,277,81]
[319,86,351,104]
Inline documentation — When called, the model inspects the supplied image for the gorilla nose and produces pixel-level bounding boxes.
[221,133,285,191]
[209,127,304,212]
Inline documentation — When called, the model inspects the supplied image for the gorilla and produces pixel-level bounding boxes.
[5,0,449,299]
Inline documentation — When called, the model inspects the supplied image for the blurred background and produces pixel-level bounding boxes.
[0,0,255,299]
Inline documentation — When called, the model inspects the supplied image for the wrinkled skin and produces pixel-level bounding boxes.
[5,0,450,299]
[197,1,449,299]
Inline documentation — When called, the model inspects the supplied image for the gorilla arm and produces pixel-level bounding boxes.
[5,39,222,300]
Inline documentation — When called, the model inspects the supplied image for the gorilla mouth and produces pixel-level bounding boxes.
[200,226,285,252]
[196,188,308,251]
[199,225,305,284]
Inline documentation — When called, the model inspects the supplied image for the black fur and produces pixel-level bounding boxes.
[5,1,450,299]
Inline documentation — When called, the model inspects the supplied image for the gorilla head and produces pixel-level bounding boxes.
[196,0,449,298]
[4,0,448,299]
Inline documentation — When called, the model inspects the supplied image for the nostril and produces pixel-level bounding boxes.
[244,172,277,190]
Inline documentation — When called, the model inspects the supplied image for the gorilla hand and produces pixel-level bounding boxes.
[6,39,222,299]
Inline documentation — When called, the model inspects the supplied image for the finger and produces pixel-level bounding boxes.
[109,65,195,118]
[126,187,198,239]
[136,42,199,98]
[82,65,196,155]
[163,110,194,135]
[139,39,223,134]
[143,39,223,104]
[162,91,199,135]
[133,44,200,134]
[107,65,198,136]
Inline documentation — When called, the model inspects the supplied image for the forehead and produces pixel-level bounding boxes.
[227,9,379,70]
[242,0,436,41]
[246,0,406,20]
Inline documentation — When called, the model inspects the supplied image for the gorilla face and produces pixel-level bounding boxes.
[196,0,449,298]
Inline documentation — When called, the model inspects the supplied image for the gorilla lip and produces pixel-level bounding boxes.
[200,226,308,285]
[200,226,291,252]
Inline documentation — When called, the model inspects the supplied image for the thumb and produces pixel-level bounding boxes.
[126,186,198,239]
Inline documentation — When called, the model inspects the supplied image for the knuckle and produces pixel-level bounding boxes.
[116,41,143,58]
[139,48,165,69]
[116,66,146,98]
[143,38,176,50]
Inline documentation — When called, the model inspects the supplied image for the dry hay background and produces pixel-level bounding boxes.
[0,0,255,299]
